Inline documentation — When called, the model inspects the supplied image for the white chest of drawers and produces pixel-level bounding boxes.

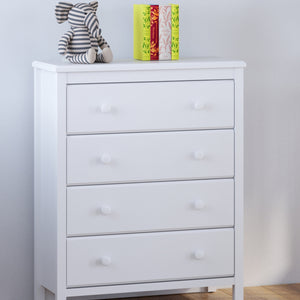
[33,59,245,300]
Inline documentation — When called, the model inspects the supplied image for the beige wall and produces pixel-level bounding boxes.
[1,0,300,299]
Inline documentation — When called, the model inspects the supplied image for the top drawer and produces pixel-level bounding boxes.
[67,80,234,134]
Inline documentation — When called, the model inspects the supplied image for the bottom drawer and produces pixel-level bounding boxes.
[67,229,234,287]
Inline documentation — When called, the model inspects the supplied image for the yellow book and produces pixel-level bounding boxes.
[134,4,151,61]
[171,4,179,60]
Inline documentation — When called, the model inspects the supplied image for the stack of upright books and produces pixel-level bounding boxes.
[134,4,179,61]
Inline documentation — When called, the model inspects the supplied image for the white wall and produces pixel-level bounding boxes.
[1,0,300,299]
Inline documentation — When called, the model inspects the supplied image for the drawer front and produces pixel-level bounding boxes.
[67,229,234,287]
[67,179,234,236]
[67,130,234,185]
[67,81,234,134]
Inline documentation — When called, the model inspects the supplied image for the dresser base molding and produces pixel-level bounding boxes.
[66,278,235,298]
[68,289,208,300]
[43,288,213,300]
[38,277,235,300]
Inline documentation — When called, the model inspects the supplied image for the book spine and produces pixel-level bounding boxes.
[159,5,172,60]
[134,4,151,61]
[171,4,179,60]
[150,5,159,60]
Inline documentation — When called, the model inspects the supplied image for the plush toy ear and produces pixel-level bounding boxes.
[55,2,73,24]
[89,1,98,13]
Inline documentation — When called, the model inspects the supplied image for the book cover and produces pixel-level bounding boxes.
[134,4,151,61]
[150,5,159,60]
[159,5,172,60]
[171,4,179,60]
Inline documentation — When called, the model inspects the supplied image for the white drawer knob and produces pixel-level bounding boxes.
[193,151,205,160]
[193,250,205,260]
[100,103,112,113]
[99,205,112,215]
[193,200,206,210]
[193,102,206,111]
[101,153,112,164]
[100,256,112,266]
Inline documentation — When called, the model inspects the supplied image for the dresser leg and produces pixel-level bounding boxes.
[34,283,45,300]
[233,283,244,300]
[53,293,66,300]
[45,289,66,300]
[35,285,66,300]
[204,287,217,293]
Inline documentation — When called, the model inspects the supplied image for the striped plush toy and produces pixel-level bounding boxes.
[55,1,113,64]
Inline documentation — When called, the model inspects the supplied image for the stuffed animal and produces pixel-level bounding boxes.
[55,1,113,64]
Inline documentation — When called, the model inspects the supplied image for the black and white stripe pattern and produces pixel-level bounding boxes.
[66,53,89,64]
[56,1,111,64]
[96,53,105,63]
[98,35,108,49]
[67,7,86,27]
[55,2,73,24]
[67,27,97,54]
[58,30,74,55]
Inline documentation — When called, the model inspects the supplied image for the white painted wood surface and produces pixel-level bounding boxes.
[33,59,245,300]
[34,70,58,299]
[67,80,234,134]
[67,229,234,287]
[32,58,246,73]
[233,68,245,300]
[34,70,68,300]
[67,130,234,185]
[68,68,237,85]
[67,179,234,236]
[66,277,235,298]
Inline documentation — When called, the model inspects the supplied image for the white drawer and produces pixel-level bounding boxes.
[67,130,234,185]
[67,229,234,287]
[67,81,234,134]
[67,179,234,236]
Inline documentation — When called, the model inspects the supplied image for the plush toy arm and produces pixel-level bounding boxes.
[58,30,74,55]
[97,35,110,50]
[96,35,113,63]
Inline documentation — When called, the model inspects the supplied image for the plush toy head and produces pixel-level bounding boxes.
[55,1,101,38]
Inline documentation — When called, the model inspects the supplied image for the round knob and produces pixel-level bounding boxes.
[100,103,112,113]
[99,205,112,216]
[101,153,111,164]
[193,102,206,111]
[100,256,112,266]
[193,200,206,210]
[193,250,205,260]
[193,151,205,160]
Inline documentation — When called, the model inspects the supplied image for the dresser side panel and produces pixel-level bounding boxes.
[233,68,244,299]
[56,73,68,300]
[34,70,67,296]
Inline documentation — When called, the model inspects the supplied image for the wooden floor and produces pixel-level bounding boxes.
[122,284,300,300]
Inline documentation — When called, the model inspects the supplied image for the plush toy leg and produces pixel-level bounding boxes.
[96,47,113,63]
[66,48,96,64]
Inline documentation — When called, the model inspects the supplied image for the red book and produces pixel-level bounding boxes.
[150,5,159,60]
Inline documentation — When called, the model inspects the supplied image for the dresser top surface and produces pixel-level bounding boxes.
[32,57,246,73]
